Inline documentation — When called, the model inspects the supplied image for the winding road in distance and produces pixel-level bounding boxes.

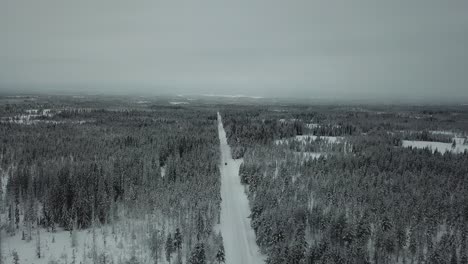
[217,112,266,264]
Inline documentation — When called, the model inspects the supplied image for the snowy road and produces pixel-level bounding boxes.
[217,112,265,264]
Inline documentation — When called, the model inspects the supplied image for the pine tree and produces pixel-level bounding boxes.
[289,225,307,264]
[451,246,458,264]
[331,213,347,246]
[356,216,371,246]
[0,174,2,212]
[462,226,468,264]
[25,178,35,241]
[12,250,19,264]
[150,230,160,264]
[174,228,182,252]
[396,225,407,262]
[0,228,3,264]
[71,249,77,264]
[70,217,78,248]
[461,253,468,264]
[408,227,418,263]
[215,242,225,264]
[239,163,249,184]
[196,211,205,241]
[8,204,15,234]
[92,209,98,264]
[126,255,139,264]
[189,243,206,264]
[175,252,183,264]
[36,229,41,258]
[381,215,393,232]
[14,196,19,229]
[98,252,108,264]
[165,234,174,263]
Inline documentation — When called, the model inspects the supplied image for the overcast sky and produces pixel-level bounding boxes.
[1,0,467,102]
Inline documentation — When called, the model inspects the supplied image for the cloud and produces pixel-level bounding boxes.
[1,0,467,102]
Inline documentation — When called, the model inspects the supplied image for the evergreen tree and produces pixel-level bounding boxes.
[25,177,35,241]
[289,225,307,264]
[14,196,19,229]
[451,246,458,264]
[71,249,77,264]
[150,230,161,264]
[71,219,78,248]
[8,204,15,234]
[174,228,182,252]
[36,229,41,258]
[98,252,109,264]
[215,240,225,264]
[381,215,393,232]
[126,255,139,264]
[0,228,2,264]
[12,250,19,264]
[189,243,206,264]
[396,225,407,262]
[175,252,183,264]
[461,253,468,264]
[196,211,205,241]
[331,213,347,246]
[165,234,174,263]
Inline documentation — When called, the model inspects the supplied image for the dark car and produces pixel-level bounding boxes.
[225,162,227,165]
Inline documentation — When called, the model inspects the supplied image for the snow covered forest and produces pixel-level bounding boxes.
[0,96,224,264]
[221,104,468,263]
[1,95,468,264]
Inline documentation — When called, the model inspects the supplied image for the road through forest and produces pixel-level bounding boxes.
[217,112,265,264]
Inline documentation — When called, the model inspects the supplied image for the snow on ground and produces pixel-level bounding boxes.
[398,129,466,138]
[278,118,299,123]
[1,109,58,125]
[169,102,189,105]
[0,109,92,125]
[275,135,343,145]
[402,137,468,154]
[294,152,323,160]
[217,112,266,264]
[306,123,319,129]
[0,118,89,125]
[26,109,39,114]
[429,130,457,136]
[2,215,167,264]
[4,225,128,264]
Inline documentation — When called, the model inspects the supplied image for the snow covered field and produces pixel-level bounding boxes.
[1,109,54,125]
[402,137,468,154]
[294,151,323,160]
[217,112,265,264]
[1,216,165,264]
[0,109,93,125]
[275,135,343,145]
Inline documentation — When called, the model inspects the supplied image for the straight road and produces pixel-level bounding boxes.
[217,112,265,264]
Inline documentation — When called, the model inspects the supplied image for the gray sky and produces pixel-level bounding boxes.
[1,0,468,102]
